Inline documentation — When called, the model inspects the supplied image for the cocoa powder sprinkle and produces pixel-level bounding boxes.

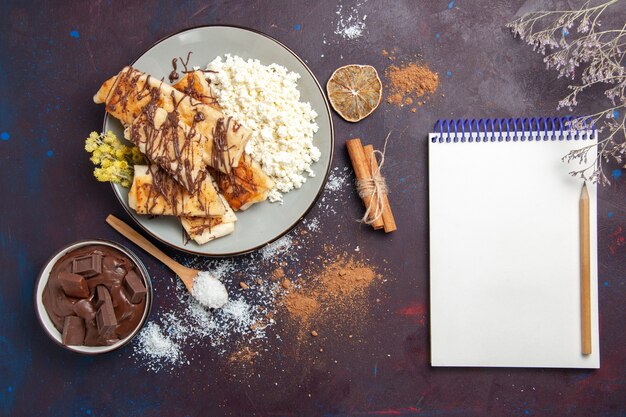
[285,293,320,323]
[284,258,379,326]
[385,62,439,107]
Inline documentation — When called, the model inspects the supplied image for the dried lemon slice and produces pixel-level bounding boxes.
[326,64,382,123]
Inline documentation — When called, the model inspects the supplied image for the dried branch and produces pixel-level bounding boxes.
[507,0,626,185]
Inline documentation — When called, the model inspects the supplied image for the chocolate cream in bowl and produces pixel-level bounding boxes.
[42,244,147,347]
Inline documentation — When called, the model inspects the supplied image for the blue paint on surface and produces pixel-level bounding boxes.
[0,132,9,141]
[23,128,47,194]
[524,410,530,415]
[399,177,406,183]
[79,355,96,365]
[446,70,452,77]
[608,211,614,219]
[562,28,569,36]
[373,362,378,378]
[613,109,620,119]
[0,334,28,415]
[612,169,622,180]
[70,29,80,39]
[46,150,54,157]
[294,24,301,30]
[448,0,456,9]
[149,17,159,34]
[86,410,92,415]
[604,281,609,287]
[17,244,33,302]
[435,32,441,40]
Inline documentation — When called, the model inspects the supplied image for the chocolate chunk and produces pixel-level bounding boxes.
[94,285,111,310]
[62,316,85,346]
[123,271,146,304]
[72,254,102,277]
[58,272,90,298]
[96,296,117,337]
[73,299,96,322]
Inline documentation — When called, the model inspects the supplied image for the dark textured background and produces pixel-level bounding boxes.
[1,0,625,416]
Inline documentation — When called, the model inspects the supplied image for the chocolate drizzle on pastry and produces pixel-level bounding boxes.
[98,66,248,178]
[168,51,193,83]
[169,58,180,83]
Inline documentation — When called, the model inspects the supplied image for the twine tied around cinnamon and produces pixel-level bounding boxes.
[356,132,391,225]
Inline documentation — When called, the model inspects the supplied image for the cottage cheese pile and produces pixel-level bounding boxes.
[205,55,320,203]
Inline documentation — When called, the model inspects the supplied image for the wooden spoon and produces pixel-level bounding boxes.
[106,214,198,294]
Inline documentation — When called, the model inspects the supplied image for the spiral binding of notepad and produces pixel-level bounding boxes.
[431,117,596,143]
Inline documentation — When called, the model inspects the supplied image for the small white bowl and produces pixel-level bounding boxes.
[34,239,152,354]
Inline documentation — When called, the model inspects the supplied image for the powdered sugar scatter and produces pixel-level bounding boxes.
[334,1,368,40]
[324,166,349,192]
[221,299,254,333]
[131,238,298,372]
[318,166,351,215]
[260,234,293,260]
[304,217,320,232]
[134,323,181,372]
[132,275,278,372]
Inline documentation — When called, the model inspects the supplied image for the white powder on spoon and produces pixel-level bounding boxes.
[192,271,229,309]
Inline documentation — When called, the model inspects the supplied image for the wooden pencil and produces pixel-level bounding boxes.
[580,182,591,355]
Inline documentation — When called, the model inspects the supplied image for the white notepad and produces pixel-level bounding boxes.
[428,118,599,368]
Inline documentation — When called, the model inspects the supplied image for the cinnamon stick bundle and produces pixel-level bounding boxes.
[364,144,397,233]
[346,138,396,233]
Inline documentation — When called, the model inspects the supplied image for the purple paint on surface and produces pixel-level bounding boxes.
[2,2,626,416]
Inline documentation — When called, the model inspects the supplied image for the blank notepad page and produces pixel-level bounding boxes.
[428,122,599,368]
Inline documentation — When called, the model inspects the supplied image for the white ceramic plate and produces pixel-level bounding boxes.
[104,25,334,256]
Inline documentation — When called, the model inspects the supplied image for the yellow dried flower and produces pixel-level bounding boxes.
[131,148,145,164]
[84,131,145,187]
